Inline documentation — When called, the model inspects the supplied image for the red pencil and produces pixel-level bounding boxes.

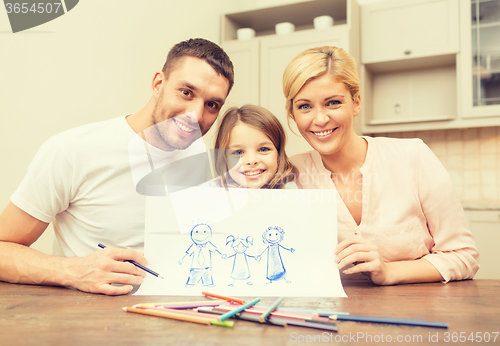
[202,291,245,305]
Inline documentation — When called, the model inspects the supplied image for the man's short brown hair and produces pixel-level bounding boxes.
[162,38,234,94]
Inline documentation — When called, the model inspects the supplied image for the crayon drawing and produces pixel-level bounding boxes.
[179,223,226,287]
[136,188,346,297]
[257,226,294,284]
[225,236,257,287]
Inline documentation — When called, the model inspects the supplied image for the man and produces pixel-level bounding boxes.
[179,223,225,288]
[0,38,234,295]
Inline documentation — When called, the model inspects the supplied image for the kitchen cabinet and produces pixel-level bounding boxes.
[361,0,459,64]
[459,0,500,120]
[203,0,360,156]
[464,208,500,279]
[360,0,500,134]
[360,0,460,133]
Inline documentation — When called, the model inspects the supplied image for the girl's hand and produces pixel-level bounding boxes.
[334,237,393,285]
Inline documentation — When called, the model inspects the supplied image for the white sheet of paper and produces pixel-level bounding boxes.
[135,187,346,297]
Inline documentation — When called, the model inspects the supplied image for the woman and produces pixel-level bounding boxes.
[282,46,479,285]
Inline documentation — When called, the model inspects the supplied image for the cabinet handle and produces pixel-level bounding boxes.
[394,104,401,114]
[404,50,412,55]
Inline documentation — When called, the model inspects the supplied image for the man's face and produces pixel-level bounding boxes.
[149,56,229,151]
[191,224,212,245]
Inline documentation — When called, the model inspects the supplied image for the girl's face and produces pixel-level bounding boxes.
[227,122,278,188]
[292,74,361,158]
[233,241,249,254]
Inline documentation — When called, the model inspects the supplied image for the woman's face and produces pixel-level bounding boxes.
[291,74,361,157]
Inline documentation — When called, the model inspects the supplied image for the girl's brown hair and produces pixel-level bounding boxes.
[214,104,297,189]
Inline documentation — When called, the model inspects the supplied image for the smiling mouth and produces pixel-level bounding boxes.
[312,128,337,137]
[173,118,196,134]
[242,169,265,177]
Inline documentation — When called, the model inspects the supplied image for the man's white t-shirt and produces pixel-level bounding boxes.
[11,116,146,257]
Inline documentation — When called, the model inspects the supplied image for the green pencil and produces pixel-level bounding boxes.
[259,297,284,323]
[218,298,261,322]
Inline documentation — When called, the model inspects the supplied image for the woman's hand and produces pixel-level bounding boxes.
[334,237,393,285]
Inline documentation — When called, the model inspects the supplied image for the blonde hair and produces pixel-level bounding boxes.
[282,46,360,123]
[214,104,297,189]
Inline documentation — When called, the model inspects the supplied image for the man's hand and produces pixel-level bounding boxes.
[63,247,148,295]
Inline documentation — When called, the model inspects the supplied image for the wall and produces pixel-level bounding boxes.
[374,127,500,207]
[0,0,253,254]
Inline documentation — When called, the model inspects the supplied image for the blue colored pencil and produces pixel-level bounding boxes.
[330,314,448,328]
[218,298,261,322]
[98,243,164,279]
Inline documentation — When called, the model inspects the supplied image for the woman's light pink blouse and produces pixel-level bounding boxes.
[291,136,479,282]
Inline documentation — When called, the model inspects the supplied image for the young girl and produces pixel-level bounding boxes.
[213,104,297,189]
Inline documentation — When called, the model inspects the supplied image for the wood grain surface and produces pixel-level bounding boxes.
[1,280,499,345]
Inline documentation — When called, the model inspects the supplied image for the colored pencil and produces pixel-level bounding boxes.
[330,314,448,328]
[123,307,234,327]
[197,307,287,327]
[214,304,321,321]
[133,300,226,309]
[199,307,337,331]
[281,317,338,332]
[202,291,245,305]
[98,243,164,279]
[218,297,261,321]
[135,306,234,323]
[124,307,210,325]
[276,307,349,316]
[259,297,284,323]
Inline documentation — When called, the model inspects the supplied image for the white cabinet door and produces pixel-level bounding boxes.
[465,209,500,280]
[370,65,456,125]
[204,40,260,148]
[221,39,260,109]
[362,0,459,64]
[260,26,349,156]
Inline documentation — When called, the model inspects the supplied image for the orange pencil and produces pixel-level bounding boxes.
[202,291,245,305]
[135,306,226,319]
[123,307,234,327]
[124,307,212,325]
[132,300,226,308]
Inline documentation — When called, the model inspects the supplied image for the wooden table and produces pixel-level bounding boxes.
[1,280,499,345]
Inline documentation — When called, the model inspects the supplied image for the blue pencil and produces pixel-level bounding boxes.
[261,306,349,316]
[330,314,448,328]
[98,243,164,279]
[218,298,261,322]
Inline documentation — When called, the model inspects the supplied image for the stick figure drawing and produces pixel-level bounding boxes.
[179,223,226,287]
[225,236,258,287]
[256,226,295,284]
